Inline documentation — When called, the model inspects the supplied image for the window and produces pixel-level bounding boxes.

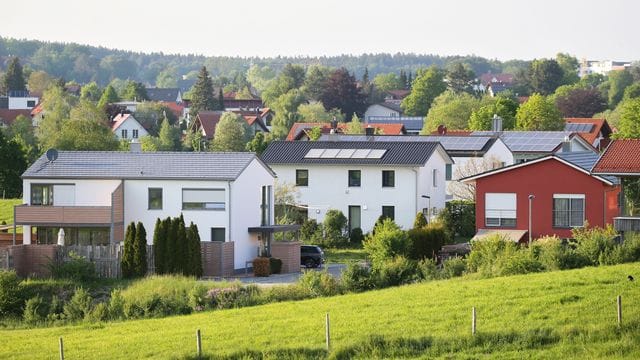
[348,170,361,187]
[432,169,438,187]
[382,206,395,220]
[485,193,516,227]
[445,164,452,181]
[121,129,128,139]
[211,228,225,242]
[27,100,36,107]
[148,188,162,209]
[553,194,585,228]
[382,170,395,187]
[182,189,225,210]
[132,129,139,139]
[31,184,53,205]
[261,185,272,226]
[296,169,308,186]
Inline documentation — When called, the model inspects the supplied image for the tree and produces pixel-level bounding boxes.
[80,81,102,102]
[187,222,203,277]
[401,66,446,116]
[319,68,367,118]
[556,53,580,86]
[121,222,136,278]
[121,81,148,101]
[372,73,403,93]
[345,114,365,134]
[4,114,39,163]
[468,96,518,130]
[413,212,428,229]
[246,64,276,94]
[152,218,166,274]
[217,88,225,110]
[175,215,187,275]
[134,102,178,134]
[447,156,503,201]
[274,180,301,221]
[615,98,640,139]
[363,218,411,269]
[156,66,178,88]
[623,82,640,101]
[262,64,306,105]
[529,59,564,95]
[0,131,27,198]
[270,89,306,140]
[156,116,182,151]
[608,70,634,108]
[297,101,335,123]
[165,217,178,273]
[422,91,483,133]
[446,63,476,94]
[55,100,119,151]
[211,112,246,151]
[189,66,217,117]
[36,86,77,150]
[134,222,147,277]
[245,131,270,155]
[27,71,54,94]
[515,93,564,130]
[2,57,26,94]
[555,88,607,118]
[303,65,330,101]
[97,85,119,109]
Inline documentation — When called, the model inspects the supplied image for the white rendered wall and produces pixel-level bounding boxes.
[364,104,401,121]
[230,160,275,269]
[418,149,449,219]
[114,117,149,140]
[8,96,38,109]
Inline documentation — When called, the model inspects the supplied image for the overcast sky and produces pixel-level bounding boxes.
[1,0,638,61]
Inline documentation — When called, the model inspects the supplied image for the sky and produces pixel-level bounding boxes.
[1,0,638,61]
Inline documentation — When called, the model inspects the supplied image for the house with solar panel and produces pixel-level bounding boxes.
[317,134,514,200]
[14,150,278,274]
[261,140,453,233]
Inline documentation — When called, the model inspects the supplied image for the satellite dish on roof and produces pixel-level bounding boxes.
[45,148,58,162]
[437,124,447,135]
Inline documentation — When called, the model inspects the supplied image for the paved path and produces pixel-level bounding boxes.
[231,263,347,286]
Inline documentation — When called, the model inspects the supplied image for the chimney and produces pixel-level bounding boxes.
[130,140,142,153]
[365,126,375,136]
[561,136,571,152]
[491,114,503,133]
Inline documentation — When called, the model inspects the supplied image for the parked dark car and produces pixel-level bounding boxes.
[301,245,325,268]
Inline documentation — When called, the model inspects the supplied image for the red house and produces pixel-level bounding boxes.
[463,152,620,241]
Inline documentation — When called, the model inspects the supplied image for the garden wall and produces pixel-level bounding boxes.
[201,241,234,277]
[271,241,301,274]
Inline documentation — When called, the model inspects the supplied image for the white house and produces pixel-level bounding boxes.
[1,92,39,110]
[364,102,403,121]
[111,114,149,141]
[261,141,453,232]
[15,151,276,271]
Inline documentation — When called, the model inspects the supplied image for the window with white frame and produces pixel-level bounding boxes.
[182,189,225,210]
[553,194,585,228]
[132,129,139,139]
[432,169,438,187]
[485,193,516,227]
[121,129,128,139]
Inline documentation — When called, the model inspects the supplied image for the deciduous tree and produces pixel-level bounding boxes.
[530,59,564,95]
[615,98,640,139]
[608,70,634,108]
[448,156,503,201]
[121,81,148,101]
[515,93,563,130]
[0,130,27,198]
[401,66,446,116]
[80,81,102,102]
[555,87,607,118]
[97,85,119,109]
[446,63,477,94]
[468,96,518,130]
[422,91,483,133]
[211,112,246,151]
[319,68,366,118]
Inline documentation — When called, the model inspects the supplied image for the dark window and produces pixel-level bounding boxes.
[148,188,162,210]
[182,189,225,210]
[445,164,452,181]
[348,170,361,187]
[31,184,53,205]
[211,228,225,242]
[27,100,36,107]
[121,129,128,139]
[382,206,395,220]
[382,170,395,187]
[553,196,585,227]
[296,169,308,186]
[132,129,139,139]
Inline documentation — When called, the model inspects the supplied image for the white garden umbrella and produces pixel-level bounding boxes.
[57,228,65,246]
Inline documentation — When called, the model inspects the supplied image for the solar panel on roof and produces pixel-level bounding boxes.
[320,149,340,158]
[367,149,387,158]
[353,149,372,158]
[565,123,594,133]
[304,149,325,158]
[336,149,356,158]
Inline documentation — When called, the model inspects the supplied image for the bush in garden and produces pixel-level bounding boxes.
[441,257,467,278]
[253,257,271,277]
[298,270,342,297]
[467,234,512,275]
[46,295,64,322]
[0,270,24,317]
[259,284,313,303]
[23,295,48,324]
[205,285,261,310]
[269,257,283,274]
[300,218,321,242]
[107,289,125,320]
[153,218,166,274]
[530,236,587,270]
[363,218,412,269]
[408,222,446,260]
[86,302,109,322]
[186,222,203,277]
[438,200,475,242]
[417,258,440,281]
[374,256,419,287]
[324,209,348,237]
[572,224,618,266]
[121,222,136,278]
[341,263,374,292]
[606,232,640,264]
[349,227,364,245]
[495,250,543,276]
[413,212,428,229]
[50,251,96,282]
[63,288,93,321]
[134,222,147,277]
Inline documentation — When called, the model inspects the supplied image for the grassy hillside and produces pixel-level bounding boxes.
[2,263,639,359]
[0,199,21,226]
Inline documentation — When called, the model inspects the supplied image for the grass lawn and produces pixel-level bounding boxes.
[0,199,21,233]
[2,263,640,359]
[323,247,367,264]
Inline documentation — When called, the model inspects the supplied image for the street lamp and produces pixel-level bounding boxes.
[421,195,431,222]
[528,195,535,246]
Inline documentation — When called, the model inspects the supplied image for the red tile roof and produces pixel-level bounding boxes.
[386,89,410,99]
[592,140,640,175]
[30,103,44,116]
[286,122,406,141]
[479,73,514,86]
[0,109,31,126]
[110,113,131,131]
[193,111,222,139]
[160,101,185,119]
[565,118,612,147]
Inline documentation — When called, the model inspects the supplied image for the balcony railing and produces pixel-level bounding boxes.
[15,205,112,226]
[613,217,640,232]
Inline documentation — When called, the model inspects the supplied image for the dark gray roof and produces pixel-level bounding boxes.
[23,151,269,180]
[261,141,448,166]
[145,88,181,102]
[316,134,495,155]
[556,152,619,184]
[366,117,423,131]
[471,131,578,152]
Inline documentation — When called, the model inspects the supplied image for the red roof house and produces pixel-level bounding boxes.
[190,111,222,140]
[286,122,406,141]
[0,109,32,127]
[565,118,612,150]
[463,153,620,241]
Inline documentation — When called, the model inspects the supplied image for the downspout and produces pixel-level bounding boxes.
[227,181,232,242]
[412,168,419,217]
[12,205,16,246]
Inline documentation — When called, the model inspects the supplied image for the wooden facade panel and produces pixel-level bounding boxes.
[15,206,111,225]
[111,182,124,223]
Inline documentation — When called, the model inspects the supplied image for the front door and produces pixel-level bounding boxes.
[348,206,361,232]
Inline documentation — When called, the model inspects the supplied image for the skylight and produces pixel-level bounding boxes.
[304,148,387,159]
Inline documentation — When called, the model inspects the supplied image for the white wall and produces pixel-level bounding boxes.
[364,104,401,121]
[230,159,275,269]
[418,148,449,219]
[8,96,38,109]
[114,117,149,140]
[271,156,450,233]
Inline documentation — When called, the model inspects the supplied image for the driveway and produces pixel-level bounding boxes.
[235,263,347,286]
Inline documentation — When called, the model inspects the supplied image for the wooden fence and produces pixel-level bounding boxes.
[57,244,155,278]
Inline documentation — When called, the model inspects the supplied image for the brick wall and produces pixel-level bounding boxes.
[10,244,58,278]
[271,241,301,274]
[201,241,234,277]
